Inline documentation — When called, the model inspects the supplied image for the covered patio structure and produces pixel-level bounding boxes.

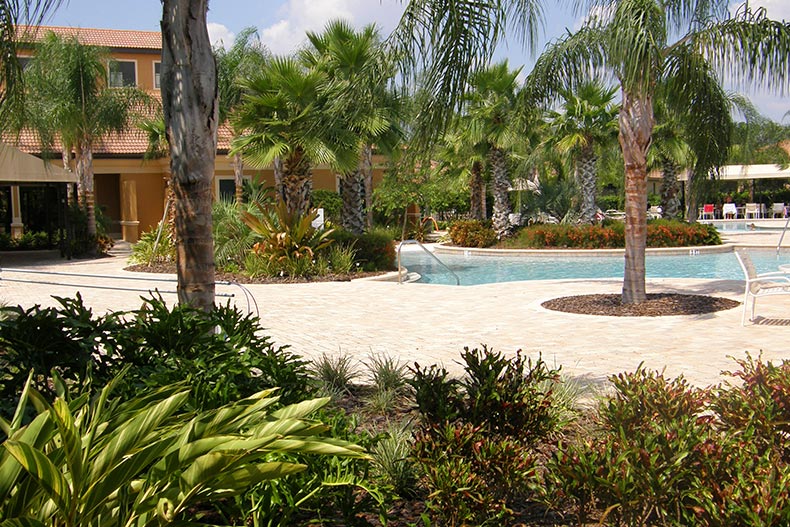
[0,142,76,241]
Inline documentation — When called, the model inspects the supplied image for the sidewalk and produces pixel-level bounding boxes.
[1,240,789,389]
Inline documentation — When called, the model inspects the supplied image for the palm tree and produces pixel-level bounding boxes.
[527,2,789,303]
[161,0,219,311]
[462,61,523,237]
[0,0,64,127]
[301,20,402,234]
[436,125,489,220]
[23,32,148,244]
[545,81,619,223]
[215,27,270,205]
[231,56,358,216]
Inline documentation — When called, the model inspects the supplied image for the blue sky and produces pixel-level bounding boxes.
[43,0,789,121]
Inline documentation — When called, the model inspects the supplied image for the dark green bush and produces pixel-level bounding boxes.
[413,421,540,526]
[0,294,124,417]
[311,189,342,224]
[329,227,396,271]
[448,219,497,247]
[505,219,720,249]
[0,294,313,415]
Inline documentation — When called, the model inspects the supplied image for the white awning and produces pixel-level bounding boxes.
[0,142,76,183]
[676,164,790,182]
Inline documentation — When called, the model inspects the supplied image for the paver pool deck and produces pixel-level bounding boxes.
[2,229,789,389]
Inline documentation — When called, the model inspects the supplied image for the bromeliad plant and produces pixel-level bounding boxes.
[0,372,366,527]
[241,200,335,267]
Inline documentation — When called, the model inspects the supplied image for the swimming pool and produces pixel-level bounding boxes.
[399,249,790,285]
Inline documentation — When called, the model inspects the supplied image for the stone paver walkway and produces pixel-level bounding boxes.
[2,232,789,388]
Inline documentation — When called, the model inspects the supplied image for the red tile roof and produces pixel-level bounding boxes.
[11,126,233,157]
[16,25,161,50]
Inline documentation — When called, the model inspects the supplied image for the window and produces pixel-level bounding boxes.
[17,56,31,70]
[108,60,136,87]
[216,176,251,202]
[153,61,161,89]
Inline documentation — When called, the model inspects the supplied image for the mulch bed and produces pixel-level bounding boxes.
[542,293,740,317]
[124,262,386,284]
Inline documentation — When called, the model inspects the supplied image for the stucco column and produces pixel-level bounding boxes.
[119,178,140,243]
[10,185,23,239]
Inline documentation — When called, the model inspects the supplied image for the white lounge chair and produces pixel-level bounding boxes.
[735,249,790,325]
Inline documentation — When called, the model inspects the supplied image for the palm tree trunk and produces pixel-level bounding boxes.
[76,139,98,249]
[469,159,484,220]
[232,151,244,205]
[578,147,598,223]
[162,0,218,312]
[619,91,653,304]
[282,148,312,216]
[660,157,680,219]
[340,169,366,235]
[685,171,698,222]
[273,156,285,203]
[489,147,512,238]
[62,148,75,203]
[361,144,374,229]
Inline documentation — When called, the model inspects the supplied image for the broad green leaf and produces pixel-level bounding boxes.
[210,462,307,494]
[0,518,48,527]
[0,412,56,502]
[4,441,70,517]
[180,452,243,489]
[82,437,173,520]
[270,397,330,420]
[90,390,189,480]
[264,438,367,457]
[50,399,84,489]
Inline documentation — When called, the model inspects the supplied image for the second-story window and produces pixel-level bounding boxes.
[154,61,161,89]
[109,60,136,87]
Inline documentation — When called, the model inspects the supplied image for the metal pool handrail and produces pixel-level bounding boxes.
[396,240,460,286]
[778,214,790,256]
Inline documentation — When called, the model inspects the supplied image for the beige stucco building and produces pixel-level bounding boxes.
[8,25,386,243]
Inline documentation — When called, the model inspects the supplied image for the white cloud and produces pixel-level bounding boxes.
[260,0,405,56]
[731,0,790,20]
[208,23,235,49]
[573,3,615,31]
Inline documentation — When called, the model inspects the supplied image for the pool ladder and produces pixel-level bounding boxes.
[396,240,460,285]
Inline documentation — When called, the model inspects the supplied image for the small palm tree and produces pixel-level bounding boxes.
[231,56,358,216]
[463,61,523,237]
[215,27,270,205]
[301,20,403,234]
[23,32,149,244]
[546,81,619,223]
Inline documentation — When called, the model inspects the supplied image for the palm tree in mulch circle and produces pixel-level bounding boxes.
[545,81,619,224]
[231,56,358,217]
[301,20,404,235]
[526,1,790,304]
[463,60,524,238]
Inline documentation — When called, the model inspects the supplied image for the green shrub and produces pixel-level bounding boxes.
[408,362,462,423]
[0,294,124,416]
[329,227,396,271]
[129,222,175,264]
[448,219,497,247]
[117,296,312,409]
[505,219,720,249]
[312,189,342,224]
[414,422,540,526]
[0,375,365,527]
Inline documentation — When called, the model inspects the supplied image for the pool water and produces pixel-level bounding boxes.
[400,250,790,285]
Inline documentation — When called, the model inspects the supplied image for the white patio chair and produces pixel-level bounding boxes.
[772,202,786,218]
[734,249,790,325]
[744,203,761,219]
[722,203,737,219]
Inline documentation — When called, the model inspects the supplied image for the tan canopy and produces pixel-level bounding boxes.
[676,164,790,181]
[0,142,76,183]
